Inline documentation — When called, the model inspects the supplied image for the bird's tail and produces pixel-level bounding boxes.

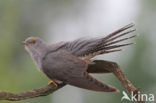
[67,72,119,92]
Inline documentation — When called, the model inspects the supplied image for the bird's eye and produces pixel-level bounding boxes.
[31,40,36,44]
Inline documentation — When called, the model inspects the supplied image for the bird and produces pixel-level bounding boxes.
[24,23,136,92]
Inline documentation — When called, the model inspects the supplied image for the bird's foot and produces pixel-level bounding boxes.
[48,80,58,88]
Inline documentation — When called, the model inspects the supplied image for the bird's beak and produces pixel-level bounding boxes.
[23,41,29,46]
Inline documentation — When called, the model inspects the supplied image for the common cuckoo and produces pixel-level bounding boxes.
[24,23,136,92]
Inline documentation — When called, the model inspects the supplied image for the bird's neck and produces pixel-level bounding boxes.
[30,44,49,72]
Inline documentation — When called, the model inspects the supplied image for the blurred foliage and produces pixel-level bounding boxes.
[0,0,156,103]
[0,0,51,103]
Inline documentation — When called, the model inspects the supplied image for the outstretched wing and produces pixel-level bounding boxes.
[64,23,136,57]
[42,50,118,92]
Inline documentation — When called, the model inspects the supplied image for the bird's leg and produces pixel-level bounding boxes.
[48,80,58,88]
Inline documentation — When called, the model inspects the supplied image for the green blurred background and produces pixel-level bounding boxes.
[0,0,156,103]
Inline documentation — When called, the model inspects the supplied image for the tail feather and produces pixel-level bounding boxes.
[67,72,119,92]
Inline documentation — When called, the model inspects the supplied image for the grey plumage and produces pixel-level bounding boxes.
[24,23,135,92]
[64,23,135,57]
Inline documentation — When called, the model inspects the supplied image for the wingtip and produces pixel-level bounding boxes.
[127,23,135,27]
[122,23,135,30]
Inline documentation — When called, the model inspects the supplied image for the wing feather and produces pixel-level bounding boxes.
[64,23,136,57]
[42,50,118,92]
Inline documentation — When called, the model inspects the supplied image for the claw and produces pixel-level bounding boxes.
[48,80,58,88]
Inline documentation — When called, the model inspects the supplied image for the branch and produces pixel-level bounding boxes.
[0,83,66,101]
[0,60,145,103]
[92,60,145,103]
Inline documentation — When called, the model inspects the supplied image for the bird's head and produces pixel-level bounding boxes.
[24,36,42,46]
[24,37,47,55]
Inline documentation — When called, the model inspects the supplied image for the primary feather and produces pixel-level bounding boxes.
[64,23,136,58]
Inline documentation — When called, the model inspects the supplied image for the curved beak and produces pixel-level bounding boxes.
[23,41,29,46]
